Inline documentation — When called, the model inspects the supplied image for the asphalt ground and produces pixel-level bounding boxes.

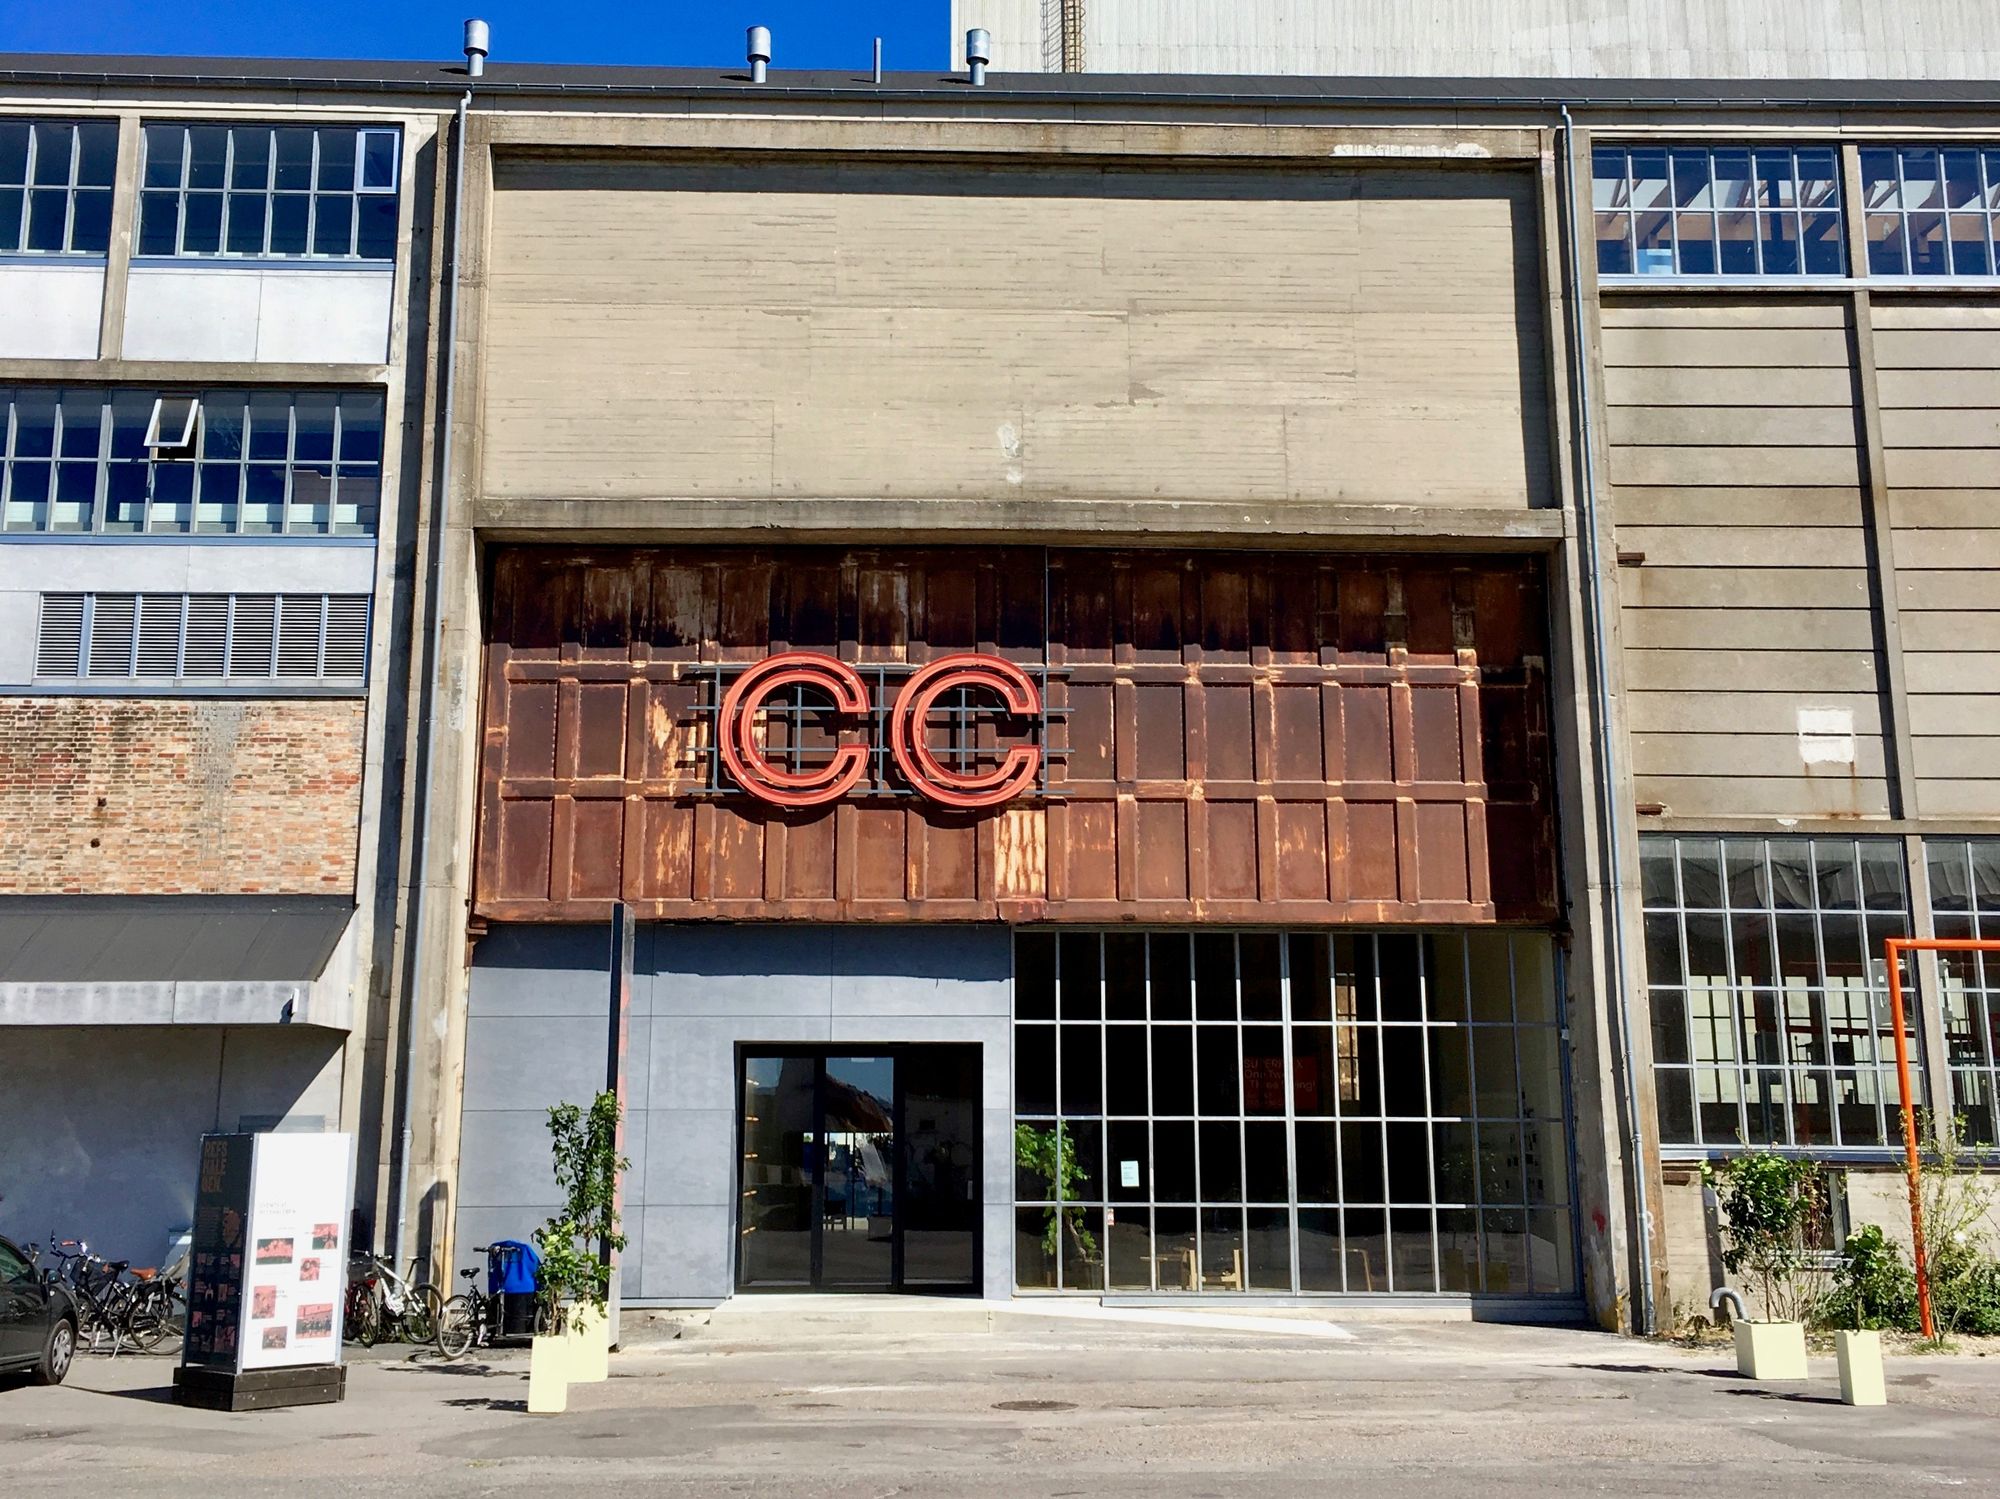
[5,1304,1999,1497]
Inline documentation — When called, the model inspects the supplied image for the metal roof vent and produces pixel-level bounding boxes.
[966,28,990,86]
[463,18,489,78]
[748,25,771,84]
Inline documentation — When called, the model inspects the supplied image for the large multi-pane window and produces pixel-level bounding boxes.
[1930,840,2000,1144]
[1593,144,1845,278]
[1013,930,1573,1297]
[137,124,400,261]
[0,120,118,255]
[1859,147,2000,278]
[1643,836,1916,1153]
[0,387,383,536]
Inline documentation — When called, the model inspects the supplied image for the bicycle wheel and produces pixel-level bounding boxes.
[401,1284,443,1344]
[348,1285,383,1347]
[124,1285,175,1352]
[435,1295,476,1360]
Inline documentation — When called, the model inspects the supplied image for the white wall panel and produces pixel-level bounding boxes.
[122,265,392,364]
[955,0,2000,79]
[0,262,104,359]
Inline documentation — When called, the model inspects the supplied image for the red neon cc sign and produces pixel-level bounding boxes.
[717,650,1043,810]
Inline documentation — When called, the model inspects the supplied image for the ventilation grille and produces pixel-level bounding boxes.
[35,593,370,684]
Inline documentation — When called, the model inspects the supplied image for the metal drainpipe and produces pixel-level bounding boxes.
[1557,103,1655,1335]
[388,85,472,1269]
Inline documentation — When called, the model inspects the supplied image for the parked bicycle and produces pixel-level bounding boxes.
[434,1243,549,1360]
[35,1238,184,1355]
[343,1252,442,1346]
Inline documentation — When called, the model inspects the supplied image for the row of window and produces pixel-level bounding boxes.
[1,119,399,262]
[1595,144,2000,280]
[33,592,370,683]
[1643,835,2000,1153]
[0,387,384,537]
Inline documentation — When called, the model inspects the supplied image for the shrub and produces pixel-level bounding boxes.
[1821,1224,1917,1331]
[1703,1151,1831,1325]
[1015,1122,1097,1270]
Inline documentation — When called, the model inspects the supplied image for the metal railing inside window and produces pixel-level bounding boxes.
[1593,144,1846,279]
[0,119,118,256]
[0,387,383,536]
[1640,834,1915,1154]
[1860,147,2000,278]
[1928,839,2000,1145]
[137,123,400,261]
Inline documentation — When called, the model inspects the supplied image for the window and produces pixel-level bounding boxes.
[137,124,400,261]
[1929,840,2000,1144]
[1859,147,2000,278]
[0,387,383,536]
[0,119,117,256]
[1594,144,1846,279]
[35,591,370,684]
[1642,835,1915,1153]
[1013,930,1573,1296]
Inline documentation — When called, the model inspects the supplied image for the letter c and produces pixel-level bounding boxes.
[890,654,1042,809]
[718,652,870,808]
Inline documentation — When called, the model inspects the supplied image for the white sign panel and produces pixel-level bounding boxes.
[239,1133,353,1371]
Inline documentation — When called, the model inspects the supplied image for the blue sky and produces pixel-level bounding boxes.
[0,0,950,70]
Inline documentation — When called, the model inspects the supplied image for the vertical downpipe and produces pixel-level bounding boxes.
[1558,104,1655,1334]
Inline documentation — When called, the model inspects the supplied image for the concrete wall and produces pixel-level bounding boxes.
[0,696,366,894]
[951,0,2000,79]
[0,1023,344,1266]
[121,264,395,364]
[479,157,1551,512]
[455,923,1014,1304]
[0,262,103,359]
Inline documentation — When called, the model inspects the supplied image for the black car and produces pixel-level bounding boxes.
[0,1235,76,1385]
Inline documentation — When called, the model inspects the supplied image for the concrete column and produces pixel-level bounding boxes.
[96,111,141,360]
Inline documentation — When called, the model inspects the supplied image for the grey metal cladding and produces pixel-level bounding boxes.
[0,895,353,982]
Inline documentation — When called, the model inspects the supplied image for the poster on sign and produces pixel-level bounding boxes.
[239,1132,354,1371]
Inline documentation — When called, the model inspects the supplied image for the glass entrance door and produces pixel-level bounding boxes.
[737,1047,978,1292]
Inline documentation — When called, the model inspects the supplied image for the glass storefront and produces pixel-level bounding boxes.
[1012,930,1575,1296]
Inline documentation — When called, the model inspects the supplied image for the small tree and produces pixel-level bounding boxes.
[1914,1113,1999,1342]
[1015,1123,1097,1275]
[534,1091,628,1329]
[1703,1151,1831,1325]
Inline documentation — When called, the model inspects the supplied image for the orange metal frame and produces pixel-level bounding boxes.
[1882,936,2000,1342]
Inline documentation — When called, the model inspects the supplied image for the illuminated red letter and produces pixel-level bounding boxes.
[718,653,870,808]
[890,654,1042,809]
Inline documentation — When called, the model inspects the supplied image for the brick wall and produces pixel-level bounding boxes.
[0,697,366,894]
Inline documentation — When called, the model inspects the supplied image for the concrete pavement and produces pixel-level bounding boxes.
[5,1302,1998,1496]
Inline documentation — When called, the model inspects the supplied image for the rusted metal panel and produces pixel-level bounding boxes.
[474,547,1559,925]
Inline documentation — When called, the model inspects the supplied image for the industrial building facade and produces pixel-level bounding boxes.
[1,27,1996,1327]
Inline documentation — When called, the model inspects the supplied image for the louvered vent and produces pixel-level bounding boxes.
[35,594,85,676]
[322,597,371,679]
[32,591,370,685]
[276,595,325,677]
[136,594,185,677]
[183,595,229,676]
[229,596,277,677]
[87,595,137,677]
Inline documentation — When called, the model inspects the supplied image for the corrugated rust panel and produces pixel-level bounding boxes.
[472,547,1559,926]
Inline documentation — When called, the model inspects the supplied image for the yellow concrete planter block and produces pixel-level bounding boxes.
[1836,1329,1887,1406]
[527,1332,569,1413]
[566,1303,609,1384]
[1733,1319,1808,1381]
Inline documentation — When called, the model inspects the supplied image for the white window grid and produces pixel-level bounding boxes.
[1641,835,1916,1155]
[1593,143,1846,279]
[137,123,400,261]
[33,591,370,684]
[1860,146,2000,279]
[1929,839,2000,1145]
[0,386,383,537]
[0,119,118,256]
[1012,929,1574,1297]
